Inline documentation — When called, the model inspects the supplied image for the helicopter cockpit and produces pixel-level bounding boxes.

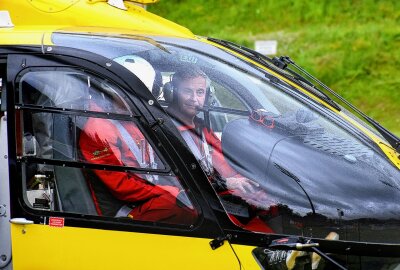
[16,30,400,247]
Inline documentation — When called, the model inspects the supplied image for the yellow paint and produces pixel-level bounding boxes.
[378,143,400,169]
[26,0,81,13]
[11,224,240,270]
[0,27,54,45]
[231,244,261,270]
[0,0,193,37]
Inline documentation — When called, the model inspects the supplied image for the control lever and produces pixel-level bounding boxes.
[269,236,347,270]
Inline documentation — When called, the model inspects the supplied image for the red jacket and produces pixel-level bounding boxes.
[79,118,177,210]
[80,114,271,231]
[176,121,273,233]
[176,122,238,179]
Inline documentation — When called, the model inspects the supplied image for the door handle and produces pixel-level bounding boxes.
[10,218,34,225]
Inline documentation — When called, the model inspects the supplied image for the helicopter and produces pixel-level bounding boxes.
[0,1,399,269]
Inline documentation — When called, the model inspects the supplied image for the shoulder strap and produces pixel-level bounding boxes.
[111,120,156,182]
[180,129,203,161]
[180,128,214,176]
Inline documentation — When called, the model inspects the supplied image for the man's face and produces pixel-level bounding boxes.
[175,75,207,119]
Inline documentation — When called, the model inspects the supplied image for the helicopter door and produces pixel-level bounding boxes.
[5,51,240,270]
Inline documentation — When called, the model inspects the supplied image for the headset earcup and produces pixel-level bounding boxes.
[163,82,174,103]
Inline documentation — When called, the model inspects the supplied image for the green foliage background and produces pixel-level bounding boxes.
[149,0,400,136]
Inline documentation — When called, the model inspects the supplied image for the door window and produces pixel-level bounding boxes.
[15,69,198,226]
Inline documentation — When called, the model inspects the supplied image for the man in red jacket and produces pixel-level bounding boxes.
[79,92,197,225]
[167,66,273,233]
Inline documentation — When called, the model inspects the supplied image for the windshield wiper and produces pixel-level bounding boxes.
[274,56,400,152]
[207,38,342,112]
[208,37,273,67]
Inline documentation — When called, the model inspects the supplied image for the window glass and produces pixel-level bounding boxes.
[209,111,247,138]
[51,33,400,240]
[18,111,166,170]
[17,70,131,114]
[161,61,400,236]
[22,163,196,223]
[211,82,246,111]
[219,82,400,236]
[148,42,399,236]
[16,69,198,226]
[79,116,163,169]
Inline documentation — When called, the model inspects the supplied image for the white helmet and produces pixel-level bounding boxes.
[114,55,156,92]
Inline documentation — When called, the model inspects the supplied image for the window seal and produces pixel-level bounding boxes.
[15,104,141,120]
[18,157,172,175]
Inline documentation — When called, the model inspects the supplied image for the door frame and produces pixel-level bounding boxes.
[3,45,230,238]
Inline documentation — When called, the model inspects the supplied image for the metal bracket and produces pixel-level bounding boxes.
[271,56,288,69]
[209,234,232,250]
[210,237,225,250]
[149,118,164,130]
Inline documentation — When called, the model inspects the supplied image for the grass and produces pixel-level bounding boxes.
[149,0,400,136]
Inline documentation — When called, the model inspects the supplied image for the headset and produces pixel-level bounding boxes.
[163,66,215,107]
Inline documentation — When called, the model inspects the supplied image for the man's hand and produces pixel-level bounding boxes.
[226,177,273,210]
[226,176,259,194]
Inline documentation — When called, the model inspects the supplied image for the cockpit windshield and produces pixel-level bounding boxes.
[52,32,400,243]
